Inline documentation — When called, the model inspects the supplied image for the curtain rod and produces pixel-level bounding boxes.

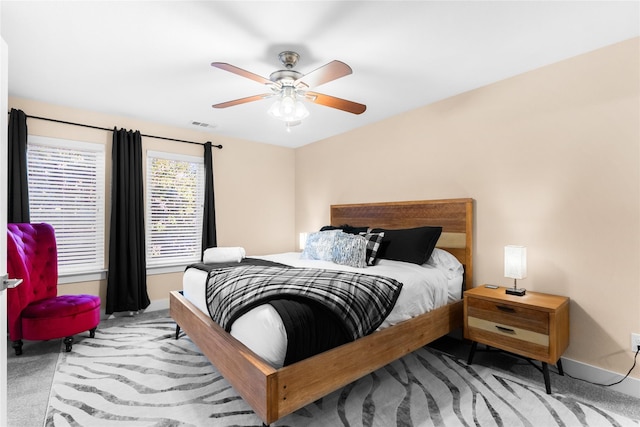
[18,113,223,149]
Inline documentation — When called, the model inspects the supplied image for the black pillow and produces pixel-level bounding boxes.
[319,224,369,235]
[369,226,443,265]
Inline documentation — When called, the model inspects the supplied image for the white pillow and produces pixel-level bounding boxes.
[426,248,464,279]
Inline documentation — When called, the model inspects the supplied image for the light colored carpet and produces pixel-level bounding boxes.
[41,315,639,426]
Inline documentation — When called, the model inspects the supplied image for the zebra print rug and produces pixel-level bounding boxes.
[45,316,638,426]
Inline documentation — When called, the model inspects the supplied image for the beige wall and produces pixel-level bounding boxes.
[8,97,296,304]
[296,38,640,378]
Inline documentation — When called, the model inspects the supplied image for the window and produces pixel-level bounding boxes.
[27,136,106,275]
[146,151,205,268]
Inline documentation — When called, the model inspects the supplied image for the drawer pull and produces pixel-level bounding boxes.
[496,305,516,313]
[495,325,516,334]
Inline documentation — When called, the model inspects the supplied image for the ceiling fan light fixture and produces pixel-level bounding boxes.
[267,87,309,125]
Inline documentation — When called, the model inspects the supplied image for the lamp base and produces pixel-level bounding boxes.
[506,287,526,296]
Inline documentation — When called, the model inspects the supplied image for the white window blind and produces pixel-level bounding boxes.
[146,151,205,267]
[27,136,106,274]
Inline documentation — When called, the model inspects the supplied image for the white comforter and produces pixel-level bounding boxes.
[182,252,462,368]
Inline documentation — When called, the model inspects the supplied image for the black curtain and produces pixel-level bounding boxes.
[106,128,150,314]
[8,108,30,223]
[201,141,217,259]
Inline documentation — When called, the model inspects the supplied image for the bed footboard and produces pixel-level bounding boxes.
[170,291,278,422]
[170,290,463,425]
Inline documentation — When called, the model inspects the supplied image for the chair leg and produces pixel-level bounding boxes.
[12,340,23,356]
[89,327,97,338]
[63,336,74,352]
[175,324,181,340]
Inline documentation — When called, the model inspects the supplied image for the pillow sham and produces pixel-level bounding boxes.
[359,231,385,266]
[331,232,367,268]
[426,248,464,279]
[300,230,342,261]
[369,226,442,265]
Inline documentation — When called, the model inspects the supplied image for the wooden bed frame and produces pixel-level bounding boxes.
[170,198,474,425]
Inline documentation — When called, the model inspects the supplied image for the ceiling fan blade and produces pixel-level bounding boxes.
[211,62,272,85]
[305,91,366,115]
[295,60,352,88]
[212,94,273,109]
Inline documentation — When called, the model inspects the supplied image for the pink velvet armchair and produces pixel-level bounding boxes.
[6,223,101,355]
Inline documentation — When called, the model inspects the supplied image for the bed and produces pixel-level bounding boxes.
[170,198,474,425]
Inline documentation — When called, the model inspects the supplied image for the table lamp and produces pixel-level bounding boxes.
[504,245,527,296]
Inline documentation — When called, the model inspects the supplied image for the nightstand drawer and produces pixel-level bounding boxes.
[466,297,548,335]
[466,317,550,360]
[467,317,549,346]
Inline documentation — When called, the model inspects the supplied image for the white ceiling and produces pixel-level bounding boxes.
[2,1,638,148]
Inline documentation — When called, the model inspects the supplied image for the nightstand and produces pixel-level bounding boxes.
[463,285,570,394]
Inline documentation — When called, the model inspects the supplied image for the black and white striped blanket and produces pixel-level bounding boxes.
[203,264,403,341]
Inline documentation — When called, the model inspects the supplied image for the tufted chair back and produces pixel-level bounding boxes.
[7,223,59,340]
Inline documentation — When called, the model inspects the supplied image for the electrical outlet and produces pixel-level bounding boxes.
[632,333,640,352]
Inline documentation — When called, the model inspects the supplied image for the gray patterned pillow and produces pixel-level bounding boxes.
[331,232,367,268]
[301,230,341,261]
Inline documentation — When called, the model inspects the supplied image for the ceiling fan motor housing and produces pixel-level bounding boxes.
[269,69,303,86]
[270,51,305,87]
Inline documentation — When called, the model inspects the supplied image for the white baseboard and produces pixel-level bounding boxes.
[561,356,640,399]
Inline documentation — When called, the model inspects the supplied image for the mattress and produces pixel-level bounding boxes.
[183,251,462,368]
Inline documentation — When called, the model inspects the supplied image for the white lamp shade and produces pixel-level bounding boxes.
[504,245,527,279]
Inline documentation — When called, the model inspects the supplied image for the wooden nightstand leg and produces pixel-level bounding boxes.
[542,362,552,394]
[556,358,564,376]
[467,341,478,365]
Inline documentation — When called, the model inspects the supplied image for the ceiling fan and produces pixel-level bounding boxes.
[211,51,366,128]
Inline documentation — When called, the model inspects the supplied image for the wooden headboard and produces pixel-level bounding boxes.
[330,198,474,289]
